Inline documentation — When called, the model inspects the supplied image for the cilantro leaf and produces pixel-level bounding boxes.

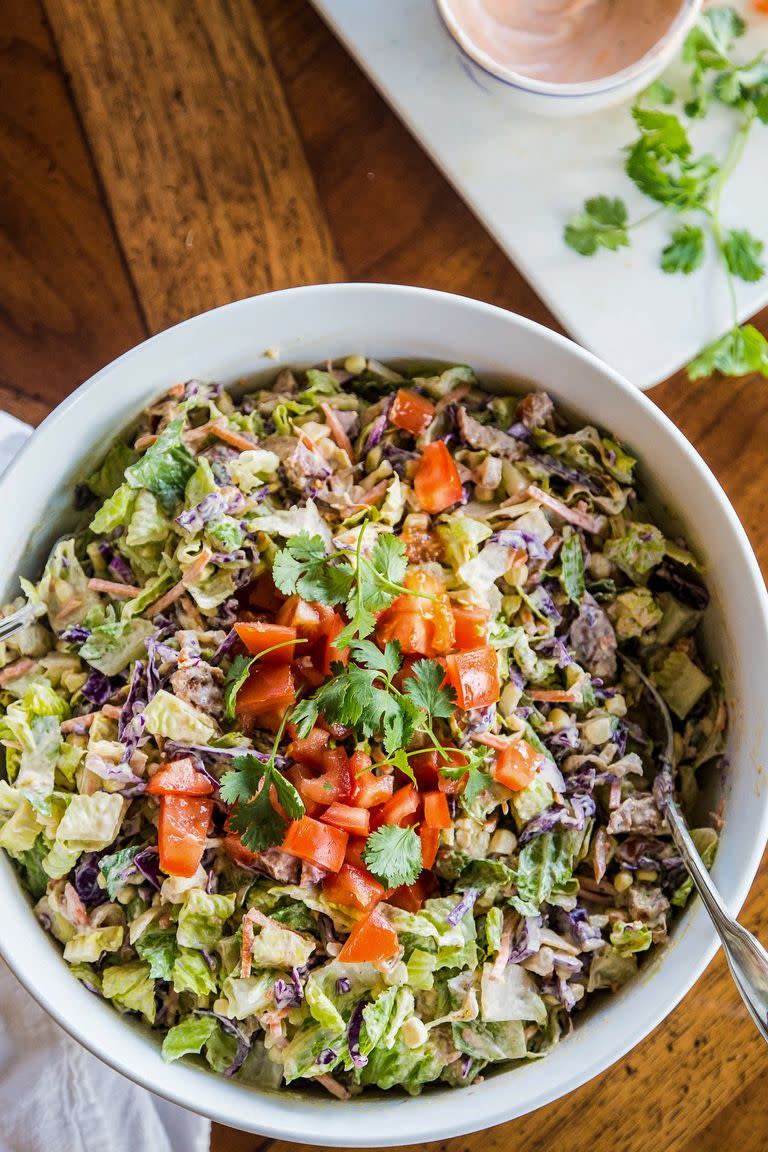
[288,696,319,738]
[558,532,585,604]
[371,534,408,590]
[405,660,456,722]
[347,639,402,679]
[439,749,494,810]
[363,825,423,888]
[125,416,197,512]
[223,654,255,720]
[722,229,765,283]
[219,754,263,807]
[221,753,304,854]
[381,692,421,755]
[642,79,676,106]
[661,225,706,275]
[688,323,768,381]
[391,748,418,788]
[564,196,630,256]
[631,107,691,156]
[271,533,353,604]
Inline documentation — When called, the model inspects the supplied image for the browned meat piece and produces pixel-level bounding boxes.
[517,391,554,430]
[169,663,225,719]
[570,593,617,679]
[456,407,526,460]
[251,848,301,884]
[627,884,670,927]
[607,793,666,836]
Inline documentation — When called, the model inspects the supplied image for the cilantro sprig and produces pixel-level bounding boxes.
[363,824,423,888]
[219,711,304,852]
[564,6,768,382]
[271,525,434,646]
[290,640,455,759]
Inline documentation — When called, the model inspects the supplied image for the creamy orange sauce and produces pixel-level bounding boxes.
[442,0,685,84]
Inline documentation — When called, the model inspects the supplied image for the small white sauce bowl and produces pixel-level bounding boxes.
[435,0,703,116]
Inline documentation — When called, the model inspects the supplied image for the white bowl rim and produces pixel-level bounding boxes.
[434,0,702,98]
[1,282,767,1145]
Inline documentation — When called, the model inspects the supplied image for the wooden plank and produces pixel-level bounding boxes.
[0,0,146,423]
[261,0,561,332]
[43,0,343,333]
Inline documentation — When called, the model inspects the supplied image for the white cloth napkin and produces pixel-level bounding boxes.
[0,410,211,1152]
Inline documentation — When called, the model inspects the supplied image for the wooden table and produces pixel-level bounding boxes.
[2,1,768,1148]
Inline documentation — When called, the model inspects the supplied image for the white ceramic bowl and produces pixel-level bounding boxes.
[1,284,767,1145]
[435,0,702,117]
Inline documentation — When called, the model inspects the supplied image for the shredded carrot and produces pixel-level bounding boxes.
[182,547,213,587]
[527,688,580,703]
[64,882,88,926]
[183,421,217,447]
[145,580,186,617]
[321,402,355,462]
[101,704,123,720]
[472,732,511,751]
[435,383,471,413]
[51,597,84,629]
[0,657,35,685]
[526,484,604,535]
[61,711,98,733]
[354,479,390,509]
[134,432,158,451]
[212,422,258,453]
[87,578,143,599]
[490,925,512,980]
[317,1074,351,1101]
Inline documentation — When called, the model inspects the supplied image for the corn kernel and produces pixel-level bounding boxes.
[548,708,571,733]
[637,870,658,883]
[401,1016,429,1049]
[345,354,367,375]
[614,871,634,893]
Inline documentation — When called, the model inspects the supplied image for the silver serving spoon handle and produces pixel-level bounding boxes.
[0,601,38,642]
[621,654,768,1045]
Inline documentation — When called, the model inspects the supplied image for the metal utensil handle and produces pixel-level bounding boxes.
[0,603,35,643]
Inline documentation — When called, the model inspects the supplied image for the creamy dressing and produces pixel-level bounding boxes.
[442,0,685,84]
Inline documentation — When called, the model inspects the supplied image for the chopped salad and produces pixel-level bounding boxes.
[0,359,725,1096]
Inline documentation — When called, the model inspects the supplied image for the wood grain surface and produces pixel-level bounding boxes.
[1,0,767,1149]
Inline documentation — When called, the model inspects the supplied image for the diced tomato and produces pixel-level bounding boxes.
[410,749,440,790]
[375,783,420,828]
[317,610,349,675]
[451,604,489,650]
[222,831,259,868]
[285,764,324,818]
[282,815,348,872]
[423,790,451,830]
[388,873,437,913]
[338,905,399,963]
[493,738,542,792]
[353,770,394,809]
[389,388,436,436]
[321,803,371,837]
[158,795,213,877]
[287,727,330,769]
[419,825,440,870]
[442,646,500,710]
[299,747,353,806]
[276,596,322,638]
[349,750,372,775]
[147,757,214,797]
[234,621,296,663]
[247,572,283,613]
[375,571,455,657]
[345,836,368,870]
[413,440,463,514]
[323,862,384,911]
[236,664,295,717]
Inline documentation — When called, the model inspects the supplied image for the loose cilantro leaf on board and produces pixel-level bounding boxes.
[563,197,630,256]
[721,229,765,282]
[220,752,304,853]
[363,825,423,888]
[271,533,353,604]
[558,533,586,604]
[223,654,255,720]
[660,225,706,275]
[687,324,768,380]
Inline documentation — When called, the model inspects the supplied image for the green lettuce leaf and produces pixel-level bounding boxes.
[161,1014,218,1064]
[101,961,156,1022]
[125,416,197,512]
